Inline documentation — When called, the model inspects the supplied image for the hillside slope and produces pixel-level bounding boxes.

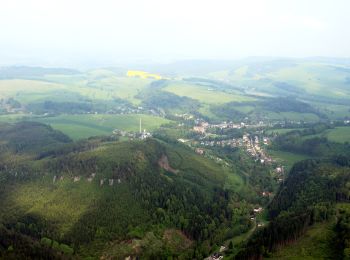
[235,158,350,259]
[0,122,234,259]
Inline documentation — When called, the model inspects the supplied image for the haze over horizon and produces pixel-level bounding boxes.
[1,0,350,67]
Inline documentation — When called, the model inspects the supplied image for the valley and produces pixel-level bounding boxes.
[0,60,349,259]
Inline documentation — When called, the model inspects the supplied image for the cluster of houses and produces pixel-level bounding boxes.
[196,139,238,148]
[0,98,24,114]
[275,166,285,183]
[242,134,273,164]
[204,245,227,259]
[205,252,224,260]
[250,206,265,227]
[193,120,244,134]
[174,113,194,120]
[190,120,277,164]
[81,106,163,117]
[190,132,273,165]
[105,106,143,115]
[112,129,152,140]
[206,246,226,260]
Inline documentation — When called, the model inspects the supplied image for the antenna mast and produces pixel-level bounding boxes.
[139,118,142,134]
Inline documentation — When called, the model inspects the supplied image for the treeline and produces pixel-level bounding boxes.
[26,98,130,114]
[261,96,325,117]
[138,90,200,113]
[27,101,93,114]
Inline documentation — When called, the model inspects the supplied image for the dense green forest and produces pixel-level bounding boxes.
[235,157,350,259]
[0,122,245,259]
[208,123,350,259]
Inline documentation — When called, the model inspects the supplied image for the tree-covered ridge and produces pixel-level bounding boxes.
[140,90,201,113]
[236,157,350,259]
[0,122,235,258]
[269,158,350,217]
[27,98,131,115]
[207,96,325,124]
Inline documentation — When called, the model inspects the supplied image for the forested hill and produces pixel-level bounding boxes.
[236,157,350,259]
[0,122,233,259]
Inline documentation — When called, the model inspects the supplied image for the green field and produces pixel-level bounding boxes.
[266,128,304,135]
[269,149,311,169]
[0,79,69,103]
[0,113,171,140]
[267,126,350,144]
[278,126,350,144]
[32,114,171,140]
[326,126,350,143]
[77,73,152,105]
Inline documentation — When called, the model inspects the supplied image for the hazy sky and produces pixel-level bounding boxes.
[1,0,349,66]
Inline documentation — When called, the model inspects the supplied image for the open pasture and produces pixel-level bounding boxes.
[33,114,171,140]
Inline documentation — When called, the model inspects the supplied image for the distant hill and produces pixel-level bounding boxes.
[0,66,81,79]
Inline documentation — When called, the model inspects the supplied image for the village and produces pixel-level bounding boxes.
[179,119,275,164]
[176,118,287,184]
[112,118,152,140]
